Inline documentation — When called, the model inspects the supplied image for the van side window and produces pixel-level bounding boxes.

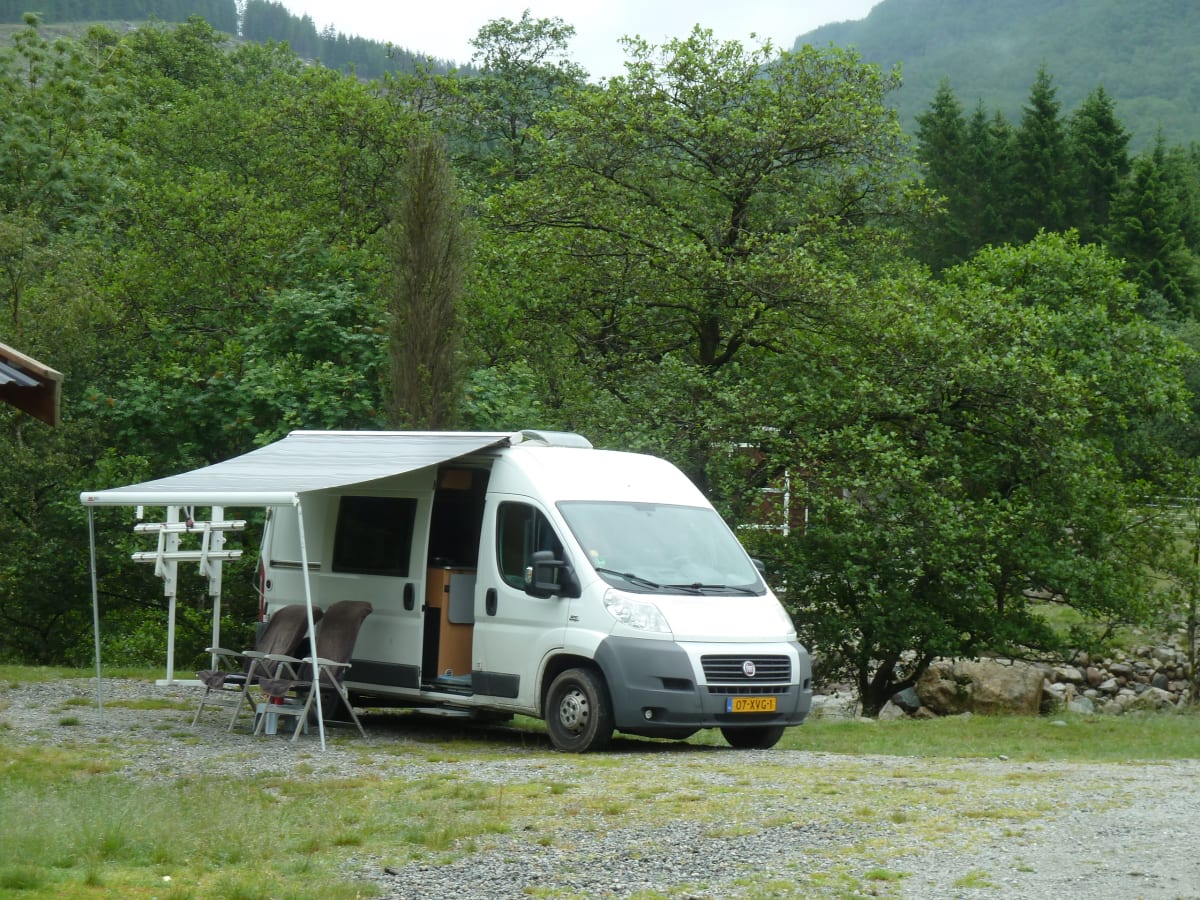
[332,496,417,576]
[496,502,564,589]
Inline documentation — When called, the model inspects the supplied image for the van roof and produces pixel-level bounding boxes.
[493,444,708,507]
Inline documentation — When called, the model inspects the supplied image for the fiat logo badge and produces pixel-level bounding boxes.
[742,660,756,677]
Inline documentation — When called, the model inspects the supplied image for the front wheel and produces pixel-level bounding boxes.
[545,668,613,753]
[721,725,785,749]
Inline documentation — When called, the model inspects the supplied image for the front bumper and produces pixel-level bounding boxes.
[593,636,813,737]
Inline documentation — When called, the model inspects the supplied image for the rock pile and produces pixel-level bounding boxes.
[1040,645,1195,716]
[811,643,1196,719]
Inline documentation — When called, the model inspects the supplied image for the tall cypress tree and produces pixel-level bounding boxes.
[385,132,471,429]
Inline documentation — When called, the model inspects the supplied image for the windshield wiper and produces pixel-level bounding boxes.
[594,567,662,590]
[666,583,759,595]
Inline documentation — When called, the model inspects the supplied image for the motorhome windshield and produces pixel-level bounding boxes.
[558,501,765,595]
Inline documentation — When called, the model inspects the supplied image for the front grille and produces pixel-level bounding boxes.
[707,684,792,697]
[701,654,791,683]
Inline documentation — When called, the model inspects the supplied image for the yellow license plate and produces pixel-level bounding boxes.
[728,696,777,713]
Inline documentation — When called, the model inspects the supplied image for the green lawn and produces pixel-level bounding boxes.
[2,666,1197,898]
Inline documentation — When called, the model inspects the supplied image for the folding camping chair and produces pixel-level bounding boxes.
[254,600,373,742]
[191,603,322,731]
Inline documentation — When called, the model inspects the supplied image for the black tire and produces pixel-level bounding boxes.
[545,667,613,753]
[721,725,785,749]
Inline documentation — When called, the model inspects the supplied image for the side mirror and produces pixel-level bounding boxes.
[525,550,581,599]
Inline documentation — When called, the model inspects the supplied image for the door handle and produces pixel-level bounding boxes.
[485,587,497,616]
[403,582,415,611]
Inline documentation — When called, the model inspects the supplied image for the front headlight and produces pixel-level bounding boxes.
[603,589,672,634]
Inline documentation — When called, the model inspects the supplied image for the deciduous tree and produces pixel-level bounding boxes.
[763,235,1190,713]
[487,29,917,479]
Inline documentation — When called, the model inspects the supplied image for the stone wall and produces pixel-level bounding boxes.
[1041,644,1195,715]
[809,643,1196,719]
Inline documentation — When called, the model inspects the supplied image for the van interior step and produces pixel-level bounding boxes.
[422,672,474,696]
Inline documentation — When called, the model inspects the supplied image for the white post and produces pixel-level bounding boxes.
[88,507,104,721]
[208,506,225,668]
[295,497,326,750]
[163,506,180,682]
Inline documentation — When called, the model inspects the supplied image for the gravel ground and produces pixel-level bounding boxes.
[4,677,1200,899]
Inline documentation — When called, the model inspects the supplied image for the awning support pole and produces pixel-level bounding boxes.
[88,506,103,721]
[295,497,326,750]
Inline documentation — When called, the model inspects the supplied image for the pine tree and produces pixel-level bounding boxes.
[915,79,972,269]
[960,102,1017,250]
[1011,67,1072,240]
[1067,86,1130,244]
[1107,134,1199,317]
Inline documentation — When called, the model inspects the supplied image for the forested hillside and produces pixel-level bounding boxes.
[2,12,1199,711]
[0,0,455,77]
[799,0,1200,150]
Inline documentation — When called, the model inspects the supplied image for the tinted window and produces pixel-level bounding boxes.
[332,496,417,576]
[496,502,564,589]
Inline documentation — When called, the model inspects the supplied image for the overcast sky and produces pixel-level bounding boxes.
[276,1,882,79]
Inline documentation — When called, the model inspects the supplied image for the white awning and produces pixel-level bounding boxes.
[79,430,518,508]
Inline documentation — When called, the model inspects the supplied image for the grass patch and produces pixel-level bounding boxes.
[777,709,1200,761]
[864,867,908,882]
[0,664,161,683]
[954,869,998,889]
[3,668,1197,898]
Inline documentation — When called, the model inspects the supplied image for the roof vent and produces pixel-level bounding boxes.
[517,430,593,448]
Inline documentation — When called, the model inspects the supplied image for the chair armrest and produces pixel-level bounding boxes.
[261,652,304,679]
[305,656,349,670]
[202,647,246,671]
[263,652,302,664]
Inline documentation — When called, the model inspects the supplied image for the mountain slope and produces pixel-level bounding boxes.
[796,0,1200,149]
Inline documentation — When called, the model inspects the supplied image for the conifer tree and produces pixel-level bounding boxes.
[1067,86,1130,244]
[1107,134,1199,317]
[961,102,1017,250]
[385,132,471,429]
[914,79,972,269]
[1011,67,1072,240]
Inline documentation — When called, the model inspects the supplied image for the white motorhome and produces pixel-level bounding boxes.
[81,428,812,752]
[259,430,812,751]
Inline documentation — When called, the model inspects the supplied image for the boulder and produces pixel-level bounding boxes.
[1052,665,1084,684]
[891,686,922,714]
[1127,686,1176,712]
[1067,696,1096,715]
[877,701,906,720]
[916,658,1045,716]
[809,692,859,719]
[1151,646,1177,665]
